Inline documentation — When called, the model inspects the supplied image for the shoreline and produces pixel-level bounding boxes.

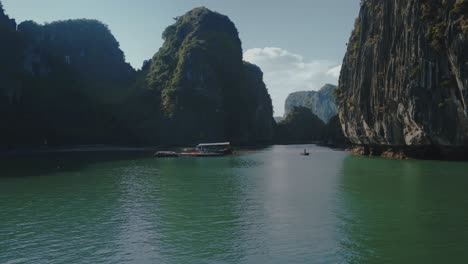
[0,145,159,157]
[349,145,468,161]
[0,142,342,158]
[2,144,466,161]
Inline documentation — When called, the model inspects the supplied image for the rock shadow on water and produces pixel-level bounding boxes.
[336,155,468,264]
[0,150,152,178]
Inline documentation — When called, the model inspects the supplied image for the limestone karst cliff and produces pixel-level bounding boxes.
[0,4,276,148]
[0,4,22,106]
[140,7,275,145]
[336,0,468,157]
[18,19,135,95]
[275,106,325,143]
[0,9,136,147]
[285,84,338,123]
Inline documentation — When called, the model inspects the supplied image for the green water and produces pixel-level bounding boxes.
[1,145,467,264]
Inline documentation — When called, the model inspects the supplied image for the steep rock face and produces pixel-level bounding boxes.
[239,62,275,143]
[337,0,468,152]
[321,115,349,147]
[144,7,274,145]
[274,116,284,123]
[0,16,136,147]
[18,19,135,95]
[0,5,22,105]
[0,5,26,147]
[0,4,274,148]
[285,84,338,123]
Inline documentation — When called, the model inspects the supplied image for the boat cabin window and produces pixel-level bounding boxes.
[195,143,231,153]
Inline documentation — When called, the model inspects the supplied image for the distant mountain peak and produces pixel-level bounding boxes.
[284,84,337,123]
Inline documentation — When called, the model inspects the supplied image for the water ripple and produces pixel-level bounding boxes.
[1,146,468,263]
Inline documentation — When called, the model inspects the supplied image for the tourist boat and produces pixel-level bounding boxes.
[180,142,233,157]
[195,142,233,155]
[154,142,233,158]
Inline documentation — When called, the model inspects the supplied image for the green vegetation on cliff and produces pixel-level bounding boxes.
[275,107,325,143]
[18,19,135,98]
[1,15,136,147]
[0,5,276,148]
[138,7,274,145]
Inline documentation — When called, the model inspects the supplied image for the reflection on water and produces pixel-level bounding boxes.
[155,158,246,262]
[337,156,468,263]
[1,146,468,263]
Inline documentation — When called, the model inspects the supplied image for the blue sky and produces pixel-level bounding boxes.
[3,0,360,115]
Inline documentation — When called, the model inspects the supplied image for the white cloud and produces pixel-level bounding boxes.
[326,65,342,79]
[243,47,341,116]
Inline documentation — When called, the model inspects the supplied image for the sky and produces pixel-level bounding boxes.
[2,0,360,116]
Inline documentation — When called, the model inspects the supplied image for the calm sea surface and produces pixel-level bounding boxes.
[1,145,468,264]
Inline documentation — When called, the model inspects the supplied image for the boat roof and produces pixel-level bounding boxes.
[196,142,231,147]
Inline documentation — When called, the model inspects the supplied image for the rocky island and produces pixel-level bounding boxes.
[138,7,275,145]
[285,84,338,123]
[336,0,468,159]
[0,4,275,148]
[1,5,136,147]
[277,85,348,147]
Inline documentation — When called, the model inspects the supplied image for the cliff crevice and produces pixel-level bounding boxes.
[337,0,467,155]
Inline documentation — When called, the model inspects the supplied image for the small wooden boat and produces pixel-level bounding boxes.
[301,149,310,156]
[153,151,179,158]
